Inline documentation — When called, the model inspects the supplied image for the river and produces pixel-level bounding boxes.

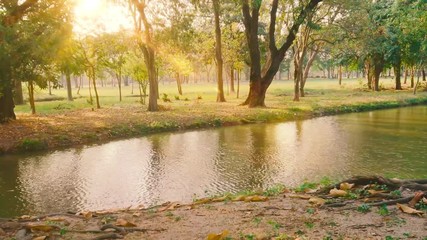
[1,106,426,217]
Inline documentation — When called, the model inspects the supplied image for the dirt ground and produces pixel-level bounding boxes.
[1,188,426,240]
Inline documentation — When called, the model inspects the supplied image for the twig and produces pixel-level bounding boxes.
[92,233,123,240]
[100,224,126,234]
[339,196,414,210]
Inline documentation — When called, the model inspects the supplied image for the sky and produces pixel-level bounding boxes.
[73,0,133,36]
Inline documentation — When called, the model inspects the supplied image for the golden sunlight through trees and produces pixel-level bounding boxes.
[73,0,131,35]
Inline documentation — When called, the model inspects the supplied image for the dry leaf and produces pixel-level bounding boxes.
[244,195,268,202]
[212,196,228,202]
[309,197,326,206]
[77,211,93,220]
[158,202,181,212]
[132,212,141,217]
[288,194,311,200]
[115,219,137,227]
[19,215,32,220]
[33,236,47,240]
[232,195,246,201]
[193,198,212,205]
[367,190,386,195]
[28,224,58,232]
[339,182,355,190]
[423,197,427,204]
[206,230,229,240]
[396,203,424,216]
[329,188,348,197]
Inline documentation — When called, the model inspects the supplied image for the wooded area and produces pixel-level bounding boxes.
[0,0,426,122]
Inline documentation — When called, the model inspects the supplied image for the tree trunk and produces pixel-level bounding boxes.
[230,67,235,93]
[176,73,183,95]
[237,69,240,99]
[48,80,52,95]
[0,84,16,123]
[241,0,322,107]
[293,55,301,101]
[66,72,73,101]
[28,80,36,114]
[338,65,342,85]
[393,62,402,90]
[410,67,415,88]
[404,68,408,84]
[365,60,373,90]
[213,0,226,102]
[301,49,318,94]
[117,70,122,102]
[372,54,384,92]
[90,67,100,109]
[14,79,24,105]
[422,69,426,81]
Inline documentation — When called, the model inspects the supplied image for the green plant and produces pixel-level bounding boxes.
[165,211,174,217]
[174,96,180,100]
[162,93,171,102]
[295,181,317,192]
[305,222,314,229]
[19,138,47,151]
[267,220,282,235]
[357,204,371,213]
[378,204,390,216]
[415,201,427,211]
[390,190,402,197]
[323,236,333,240]
[319,177,333,187]
[306,208,315,214]
[253,217,262,227]
[263,184,285,196]
[174,216,181,222]
[244,234,256,240]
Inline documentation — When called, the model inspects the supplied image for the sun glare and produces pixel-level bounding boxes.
[73,0,132,36]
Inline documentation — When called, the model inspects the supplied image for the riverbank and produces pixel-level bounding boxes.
[1,85,427,154]
[1,177,426,239]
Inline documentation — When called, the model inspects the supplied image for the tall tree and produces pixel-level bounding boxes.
[0,0,40,122]
[241,0,322,107]
[128,0,159,111]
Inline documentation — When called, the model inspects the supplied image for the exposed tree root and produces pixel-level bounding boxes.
[319,176,427,194]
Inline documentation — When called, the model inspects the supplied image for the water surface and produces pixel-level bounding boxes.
[1,106,426,217]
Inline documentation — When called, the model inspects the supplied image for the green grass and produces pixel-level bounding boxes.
[16,78,427,115]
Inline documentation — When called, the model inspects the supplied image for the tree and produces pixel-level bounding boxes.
[241,0,323,107]
[1,0,70,117]
[124,51,149,104]
[128,0,159,112]
[98,31,130,102]
[0,0,40,122]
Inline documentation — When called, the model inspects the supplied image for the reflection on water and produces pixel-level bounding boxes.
[0,106,426,217]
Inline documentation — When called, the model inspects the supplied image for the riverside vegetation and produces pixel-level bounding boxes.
[1,79,427,154]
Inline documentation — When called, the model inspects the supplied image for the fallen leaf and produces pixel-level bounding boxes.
[33,236,47,240]
[396,203,424,216]
[423,197,427,204]
[309,197,326,206]
[288,194,311,200]
[158,202,181,212]
[212,196,228,202]
[193,198,212,205]
[367,190,386,195]
[206,230,229,240]
[19,215,32,220]
[232,195,246,201]
[115,219,137,227]
[132,212,141,217]
[244,195,268,202]
[28,224,58,232]
[77,211,93,220]
[329,188,348,197]
[340,182,355,190]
